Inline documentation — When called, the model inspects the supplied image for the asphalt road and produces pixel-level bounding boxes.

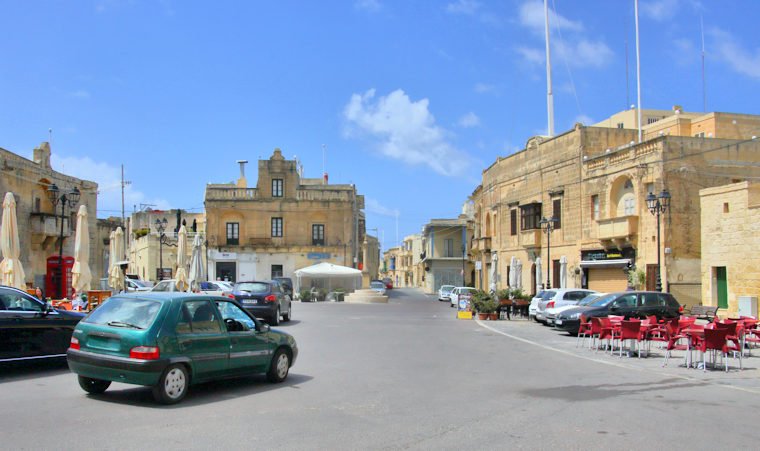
[2,288,759,450]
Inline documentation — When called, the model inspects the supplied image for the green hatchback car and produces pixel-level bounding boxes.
[67,292,298,404]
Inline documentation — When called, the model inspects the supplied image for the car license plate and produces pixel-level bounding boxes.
[555,319,563,325]
[243,299,258,305]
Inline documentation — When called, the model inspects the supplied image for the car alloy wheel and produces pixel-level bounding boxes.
[267,349,290,383]
[153,364,188,404]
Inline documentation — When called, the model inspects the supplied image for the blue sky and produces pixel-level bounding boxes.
[2,0,759,251]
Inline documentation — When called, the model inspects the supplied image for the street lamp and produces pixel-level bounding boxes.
[646,188,671,292]
[539,216,559,289]
[46,184,81,299]
[154,218,169,281]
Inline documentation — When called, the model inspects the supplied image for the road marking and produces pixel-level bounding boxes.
[476,320,760,396]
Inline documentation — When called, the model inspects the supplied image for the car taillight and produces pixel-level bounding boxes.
[225,293,235,299]
[547,301,554,309]
[69,336,80,350]
[264,294,277,302]
[679,305,684,313]
[130,346,160,360]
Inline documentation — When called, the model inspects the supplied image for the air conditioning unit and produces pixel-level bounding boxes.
[738,296,758,318]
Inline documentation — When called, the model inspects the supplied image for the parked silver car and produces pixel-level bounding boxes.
[438,285,456,302]
[535,289,597,324]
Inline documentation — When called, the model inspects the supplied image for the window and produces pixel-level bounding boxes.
[510,209,517,235]
[272,179,283,197]
[617,122,624,129]
[646,117,660,125]
[591,195,599,220]
[271,217,283,237]
[215,301,256,331]
[176,300,222,334]
[312,224,325,245]
[520,203,542,230]
[553,199,562,229]
[271,265,283,278]
[0,290,43,311]
[34,197,41,213]
[226,222,239,245]
[624,197,635,216]
[694,132,705,138]
[444,239,454,257]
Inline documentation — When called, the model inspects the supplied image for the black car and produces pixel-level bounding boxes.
[233,280,292,326]
[555,291,682,335]
[273,277,294,298]
[0,285,86,362]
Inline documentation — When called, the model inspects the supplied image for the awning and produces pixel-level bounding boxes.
[580,258,630,268]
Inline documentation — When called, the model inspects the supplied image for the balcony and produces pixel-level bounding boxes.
[520,229,542,248]
[30,213,71,238]
[471,237,491,253]
[597,215,638,248]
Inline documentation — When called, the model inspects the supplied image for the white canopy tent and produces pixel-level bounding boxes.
[294,262,363,295]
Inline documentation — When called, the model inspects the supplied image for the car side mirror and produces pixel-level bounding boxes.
[258,323,270,333]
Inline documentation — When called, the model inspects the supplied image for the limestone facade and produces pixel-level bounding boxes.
[421,217,474,294]
[204,149,373,283]
[126,209,205,282]
[471,108,760,307]
[700,182,760,317]
[0,142,98,296]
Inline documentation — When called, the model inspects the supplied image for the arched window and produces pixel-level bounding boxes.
[610,176,636,217]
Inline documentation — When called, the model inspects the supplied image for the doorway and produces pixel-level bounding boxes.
[216,262,236,282]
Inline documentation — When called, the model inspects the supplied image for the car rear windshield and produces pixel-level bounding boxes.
[84,297,162,329]
[540,291,556,300]
[370,282,385,289]
[235,282,269,294]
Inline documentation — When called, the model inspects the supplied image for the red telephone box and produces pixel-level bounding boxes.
[46,256,74,299]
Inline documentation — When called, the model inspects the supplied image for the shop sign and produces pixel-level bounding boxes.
[307,252,331,260]
[582,248,636,261]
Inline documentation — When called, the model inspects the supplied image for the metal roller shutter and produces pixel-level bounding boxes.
[588,268,628,292]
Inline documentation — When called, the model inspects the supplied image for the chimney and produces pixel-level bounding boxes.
[323,172,328,184]
[33,142,52,169]
[236,160,248,188]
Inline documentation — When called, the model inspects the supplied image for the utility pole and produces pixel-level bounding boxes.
[121,164,131,259]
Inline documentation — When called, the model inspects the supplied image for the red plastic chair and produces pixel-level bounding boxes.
[619,320,646,358]
[715,322,743,369]
[576,315,593,348]
[661,322,691,367]
[594,317,614,352]
[699,328,729,372]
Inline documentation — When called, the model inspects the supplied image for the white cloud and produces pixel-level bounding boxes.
[641,0,679,21]
[365,197,399,217]
[518,0,583,36]
[516,1,612,68]
[458,112,481,128]
[343,89,473,177]
[474,82,496,94]
[709,27,760,80]
[50,154,170,217]
[446,0,481,15]
[355,0,381,12]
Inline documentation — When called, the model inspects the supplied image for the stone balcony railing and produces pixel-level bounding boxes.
[471,236,492,253]
[597,215,639,241]
[520,229,542,248]
[296,190,352,202]
[205,186,258,201]
[30,213,71,237]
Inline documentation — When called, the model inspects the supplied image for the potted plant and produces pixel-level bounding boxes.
[472,290,498,320]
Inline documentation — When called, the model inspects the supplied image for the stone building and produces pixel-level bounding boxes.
[700,182,760,317]
[421,216,474,294]
[126,209,205,282]
[0,142,97,296]
[95,217,123,286]
[470,107,760,307]
[204,149,375,282]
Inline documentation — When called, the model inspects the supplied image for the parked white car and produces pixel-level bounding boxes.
[449,287,477,309]
[124,278,153,292]
[438,285,456,302]
[535,288,597,324]
[545,292,606,326]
